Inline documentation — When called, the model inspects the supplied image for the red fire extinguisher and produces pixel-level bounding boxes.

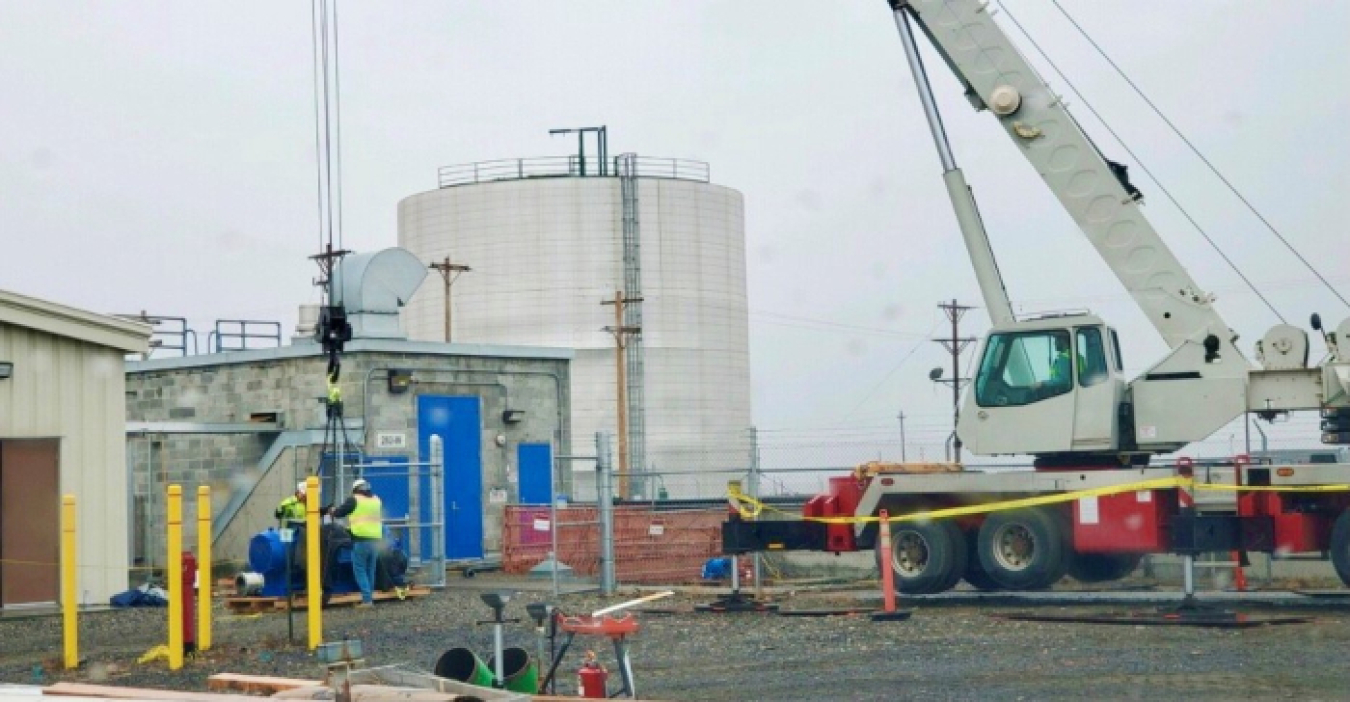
[576,650,608,698]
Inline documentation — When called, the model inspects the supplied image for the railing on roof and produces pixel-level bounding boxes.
[437,155,710,188]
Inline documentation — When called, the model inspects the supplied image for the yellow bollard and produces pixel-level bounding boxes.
[167,485,183,670]
[197,486,212,652]
[305,475,322,650]
[61,495,78,669]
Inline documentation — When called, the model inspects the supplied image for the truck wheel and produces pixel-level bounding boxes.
[1330,510,1350,587]
[875,520,968,595]
[977,508,1067,590]
[962,533,1003,591]
[1066,553,1142,584]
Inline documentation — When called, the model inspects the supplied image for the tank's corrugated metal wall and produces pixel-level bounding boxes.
[398,176,750,497]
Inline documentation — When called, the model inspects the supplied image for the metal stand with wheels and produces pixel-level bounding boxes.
[525,603,556,694]
[477,592,518,688]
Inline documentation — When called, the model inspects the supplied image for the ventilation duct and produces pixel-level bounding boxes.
[332,247,428,340]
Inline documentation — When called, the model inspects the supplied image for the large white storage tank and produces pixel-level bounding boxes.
[398,156,751,497]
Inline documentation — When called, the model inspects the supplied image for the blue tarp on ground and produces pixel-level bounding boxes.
[110,584,168,608]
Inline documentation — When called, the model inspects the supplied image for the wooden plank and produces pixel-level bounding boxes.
[206,673,319,694]
[44,682,249,701]
[224,586,431,614]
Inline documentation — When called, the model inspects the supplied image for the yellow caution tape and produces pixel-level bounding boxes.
[729,474,1350,525]
[1193,483,1350,493]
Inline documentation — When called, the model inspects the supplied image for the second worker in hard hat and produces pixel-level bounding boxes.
[275,481,309,530]
[329,478,383,608]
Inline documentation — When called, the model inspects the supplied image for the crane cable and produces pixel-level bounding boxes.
[311,0,345,301]
[995,1,1286,325]
[1048,0,1349,312]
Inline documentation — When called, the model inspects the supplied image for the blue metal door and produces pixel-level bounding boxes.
[517,443,552,505]
[417,395,483,560]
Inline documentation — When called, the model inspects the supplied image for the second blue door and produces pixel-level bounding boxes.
[417,395,483,560]
[517,443,552,505]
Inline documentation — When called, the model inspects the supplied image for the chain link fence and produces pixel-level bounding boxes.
[498,421,1345,593]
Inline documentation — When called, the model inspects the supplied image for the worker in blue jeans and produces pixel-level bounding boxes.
[329,478,383,608]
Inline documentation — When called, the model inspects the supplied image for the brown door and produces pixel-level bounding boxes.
[1,439,61,606]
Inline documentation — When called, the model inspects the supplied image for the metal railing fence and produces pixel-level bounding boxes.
[437,155,709,188]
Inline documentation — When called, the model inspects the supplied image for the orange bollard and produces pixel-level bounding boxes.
[869,510,910,622]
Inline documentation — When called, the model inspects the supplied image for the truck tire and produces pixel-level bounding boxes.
[977,508,1068,590]
[875,520,968,595]
[962,533,1003,591]
[1330,510,1350,587]
[1066,553,1142,584]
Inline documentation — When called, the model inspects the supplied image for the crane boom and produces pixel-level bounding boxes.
[895,0,1238,354]
[888,0,1347,457]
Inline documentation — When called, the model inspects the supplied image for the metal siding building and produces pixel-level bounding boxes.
[0,289,150,607]
[398,161,751,496]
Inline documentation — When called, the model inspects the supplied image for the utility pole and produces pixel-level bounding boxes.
[602,290,642,498]
[428,257,471,343]
[897,410,907,463]
[933,300,975,461]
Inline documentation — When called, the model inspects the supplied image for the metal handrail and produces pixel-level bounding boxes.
[212,319,282,353]
[114,313,197,357]
[437,155,710,188]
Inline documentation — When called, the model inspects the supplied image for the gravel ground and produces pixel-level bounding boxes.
[3,579,1350,701]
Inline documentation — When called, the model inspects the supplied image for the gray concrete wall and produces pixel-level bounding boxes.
[126,347,570,572]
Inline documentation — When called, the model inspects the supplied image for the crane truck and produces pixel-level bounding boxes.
[724,0,1350,594]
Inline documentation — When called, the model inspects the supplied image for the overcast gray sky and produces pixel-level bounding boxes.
[2,1,1347,458]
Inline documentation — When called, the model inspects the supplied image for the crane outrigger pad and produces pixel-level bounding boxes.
[694,592,779,614]
[991,611,1311,628]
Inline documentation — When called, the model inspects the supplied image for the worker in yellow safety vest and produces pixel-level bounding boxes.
[275,481,309,529]
[330,478,383,607]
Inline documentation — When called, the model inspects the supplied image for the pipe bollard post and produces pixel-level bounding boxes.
[197,486,212,651]
[181,551,197,654]
[61,495,78,669]
[167,485,183,670]
[305,476,322,651]
[879,510,895,613]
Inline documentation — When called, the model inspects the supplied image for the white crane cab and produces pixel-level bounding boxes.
[959,314,1127,459]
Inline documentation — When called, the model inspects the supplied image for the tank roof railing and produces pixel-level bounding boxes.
[437,155,710,189]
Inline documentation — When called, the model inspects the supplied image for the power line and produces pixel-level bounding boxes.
[842,312,943,418]
[995,0,1285,324]
[1047,0,1349,312]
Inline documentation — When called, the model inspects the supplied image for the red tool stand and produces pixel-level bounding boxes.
[540,612,640,698]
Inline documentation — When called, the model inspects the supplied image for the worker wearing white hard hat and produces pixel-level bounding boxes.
[330,478,384,607]
[274,480,309,528]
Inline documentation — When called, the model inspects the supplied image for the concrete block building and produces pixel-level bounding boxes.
[125,339,571,572]
[124,248,571,574]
